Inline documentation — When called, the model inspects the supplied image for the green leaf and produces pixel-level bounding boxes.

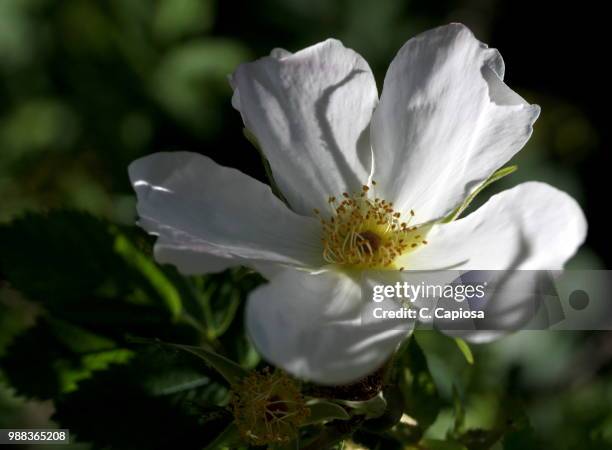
[128,337,248,385]
[114,232,183,319]
[418,438,468,450]
[500,399,541,450]
[243,127,289,204]
[53,350,231,450]
[442,165,518,223]
[0,301,31,357]
[458,428,504,450]
[50,295,193,344]
[203,422,240,450]
[503,428,541,450]
[175,343,248,385]
[452,385,466,434]
[0,318,132,400]
[386,420,422,446]
[362,384,405,432]
[242,127,260,151]
[454,338,474,365]
[189,269,261,341]
[304,399,350,425]
[456,398,533,450]
[0,210,202,343]
[395,337,443,431]
[0,211,124,302]
[335,392,387,419]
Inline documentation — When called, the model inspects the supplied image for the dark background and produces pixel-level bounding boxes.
[1,0,610,448]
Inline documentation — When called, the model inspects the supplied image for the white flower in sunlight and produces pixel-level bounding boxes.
[129,24,587,384]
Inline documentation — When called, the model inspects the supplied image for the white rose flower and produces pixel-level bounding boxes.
[129,24,587,385]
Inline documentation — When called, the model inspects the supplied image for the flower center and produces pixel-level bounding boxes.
[231,369,310,446]
[358,230,382,254]
[314,183,429,270]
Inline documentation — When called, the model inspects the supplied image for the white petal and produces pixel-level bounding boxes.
[403,182,587,270]
[246,269,412,384]
[269,47,292,59]
[436,271,550,344]
[129,152,324,274]
[371,23,540,222]
[153,244,235,274]
[229,47,292,110]
[366,269,544,344]
[231,39,378,215]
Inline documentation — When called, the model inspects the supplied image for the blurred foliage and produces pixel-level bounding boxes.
[0,0,610,449]
[0,0,251,223]
[52,348,232,450]
[0,210,263,448]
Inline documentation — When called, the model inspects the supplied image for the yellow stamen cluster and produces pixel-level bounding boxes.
[231,369,310,446]
[315,183,428,270]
